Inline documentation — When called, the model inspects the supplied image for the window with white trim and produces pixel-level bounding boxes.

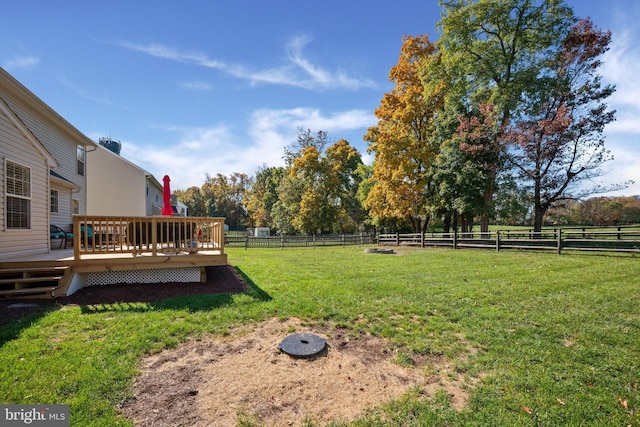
[77,145,85,176]
[5,160,31,229]
[50,189,59,213]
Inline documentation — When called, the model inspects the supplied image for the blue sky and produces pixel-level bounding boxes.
[2,1,639,196]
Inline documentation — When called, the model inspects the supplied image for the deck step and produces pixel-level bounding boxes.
[0,276,64,285]
[0,266,68,275]
[0,286,58,298]
[0,266,68,299]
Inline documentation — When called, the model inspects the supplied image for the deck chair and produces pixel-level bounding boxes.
[50,224,73,249]
[80,224,93,248]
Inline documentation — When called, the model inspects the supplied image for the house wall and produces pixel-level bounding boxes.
[50,177,77,233]
[86,145,147,216]
[0,78,89,224]
[0,104,50,260]
[146,179,163,216]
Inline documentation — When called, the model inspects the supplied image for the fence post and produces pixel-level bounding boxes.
[245,235,249,249]
[453,229,458,249]
[496,231,500,252]
[421,231,425,248]
[557,229,562,254]
[395,233,400,246]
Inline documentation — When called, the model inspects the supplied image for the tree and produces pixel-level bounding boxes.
[284,128,330,167]
[502,18,618,231]
[288,139,364,234]
[438,0,576,233]
[175,186,206,217]
[201,173,252,229]
[274,129,364,235]
[365,34,440,233]
[245,165,285,228]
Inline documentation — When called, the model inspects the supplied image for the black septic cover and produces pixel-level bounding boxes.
[278,333,327,358]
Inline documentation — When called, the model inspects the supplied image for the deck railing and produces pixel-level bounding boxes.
[72,216,225,260]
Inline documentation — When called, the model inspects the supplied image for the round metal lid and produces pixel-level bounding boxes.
[278,333,327,358]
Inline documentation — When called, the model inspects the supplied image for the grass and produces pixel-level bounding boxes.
[1,246,639,426]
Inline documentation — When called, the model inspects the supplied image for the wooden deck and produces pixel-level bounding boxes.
[0,215,228,298]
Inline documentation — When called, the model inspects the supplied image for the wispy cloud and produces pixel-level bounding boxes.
[118,42,228,70]
[2,55,39,71]
[57,73,126,109]
[180,80,214,91]
[600,12,640,133]
[119,107,375,189]
[117,37,377,91]
[594,11,640,195]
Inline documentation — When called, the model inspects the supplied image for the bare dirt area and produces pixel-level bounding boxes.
[120,317,473,427]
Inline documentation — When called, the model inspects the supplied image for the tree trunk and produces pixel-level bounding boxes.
[443,214,452,236]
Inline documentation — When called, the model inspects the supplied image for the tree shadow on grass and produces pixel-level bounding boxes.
[0,301,61,347]
[73,265,271,315]
[0,265,272,345]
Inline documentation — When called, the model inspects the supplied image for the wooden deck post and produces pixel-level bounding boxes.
[151,217,158,256]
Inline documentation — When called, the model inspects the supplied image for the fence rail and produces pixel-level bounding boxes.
[72,215,226,259]
[225,233,374,249]
[378,229,640,254]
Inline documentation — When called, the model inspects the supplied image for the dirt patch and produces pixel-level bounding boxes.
[120,318,472,426]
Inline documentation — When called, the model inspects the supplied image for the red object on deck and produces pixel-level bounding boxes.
[161,175,173,216]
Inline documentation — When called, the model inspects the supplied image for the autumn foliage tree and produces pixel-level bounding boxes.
[503,18,617,231]
[438,0,576,233]
[272,129,363,235]
[365,34,440,232]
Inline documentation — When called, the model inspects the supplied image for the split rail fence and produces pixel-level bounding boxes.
[378,227,640,254]
[225,233,374,249]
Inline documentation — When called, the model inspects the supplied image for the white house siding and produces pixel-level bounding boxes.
[86,144,147,216]
[146,179,163,216]
[0,105,50,260]
[50,179,75,232]
[2,98,88,218]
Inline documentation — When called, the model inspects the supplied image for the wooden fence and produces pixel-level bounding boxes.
[378,228,640,254]
[225,233,374,249]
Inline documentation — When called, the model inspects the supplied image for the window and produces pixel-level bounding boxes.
[77,145,85,176]
[50,189,59,213]
[72,199,79,215]
[5,160,31,229]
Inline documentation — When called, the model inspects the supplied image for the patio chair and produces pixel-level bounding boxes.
[50,224,73,249]
[80,224,93,248]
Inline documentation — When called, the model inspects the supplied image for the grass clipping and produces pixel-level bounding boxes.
[120,317,471,426]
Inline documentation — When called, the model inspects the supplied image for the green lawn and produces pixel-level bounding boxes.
[1,247,639,426]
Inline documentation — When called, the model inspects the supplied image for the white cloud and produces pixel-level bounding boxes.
[180,80,214,91]
[116,107,375,190]
[117,37,377,91]
[600,6,640,134]
[2,55,39,71]
[594,139,640,196]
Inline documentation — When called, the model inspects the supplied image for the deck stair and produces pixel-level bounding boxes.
[0,266,70,299]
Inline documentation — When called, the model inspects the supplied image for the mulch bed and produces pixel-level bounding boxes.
[0,265,248,326]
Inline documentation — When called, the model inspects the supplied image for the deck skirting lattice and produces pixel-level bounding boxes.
[87,267,200,286]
